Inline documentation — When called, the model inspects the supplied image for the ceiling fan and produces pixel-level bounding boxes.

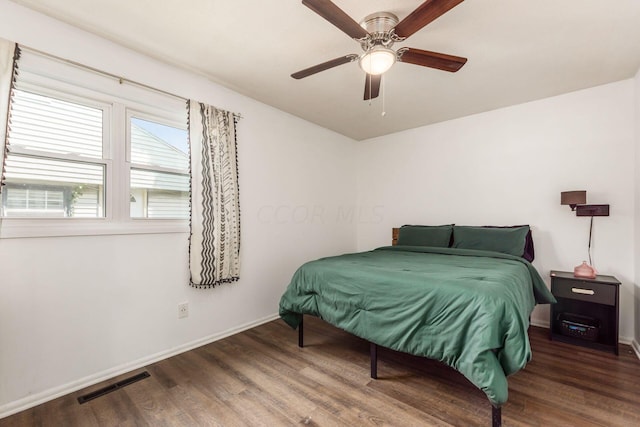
[291,0,468,100]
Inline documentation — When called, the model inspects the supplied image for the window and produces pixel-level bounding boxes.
[0,50,189,238]
[2,89,106,218]
[129,116,189,219]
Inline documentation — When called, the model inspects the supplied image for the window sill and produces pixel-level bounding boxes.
[0,218,189,239]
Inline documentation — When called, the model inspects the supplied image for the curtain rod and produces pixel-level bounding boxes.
[20,45,243,120]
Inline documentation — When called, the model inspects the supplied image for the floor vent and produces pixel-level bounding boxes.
[77,371,150,404]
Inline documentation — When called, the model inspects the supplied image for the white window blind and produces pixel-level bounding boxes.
[9,89,103,158]
[2,89,106,218]
[4,155,104,185]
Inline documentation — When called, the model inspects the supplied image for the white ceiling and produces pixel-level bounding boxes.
[9,0,640,140]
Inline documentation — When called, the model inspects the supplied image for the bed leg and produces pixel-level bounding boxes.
[370,342,378,379]
[492,405,501,427]
[298,315,304,348]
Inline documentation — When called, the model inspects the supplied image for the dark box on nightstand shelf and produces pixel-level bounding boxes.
[557,312,599,342]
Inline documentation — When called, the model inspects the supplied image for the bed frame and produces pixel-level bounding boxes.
[295,228,502,427]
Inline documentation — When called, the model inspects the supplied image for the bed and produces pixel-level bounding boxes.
[279,224,555,426]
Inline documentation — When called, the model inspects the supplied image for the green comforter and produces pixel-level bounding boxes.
[279,246,555,406]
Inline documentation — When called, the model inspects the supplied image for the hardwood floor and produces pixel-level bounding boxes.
[2,317,639,426]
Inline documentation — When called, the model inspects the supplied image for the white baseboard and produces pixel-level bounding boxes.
[530,318,550,329]
[632,340,640,361]
[0,313,280,420]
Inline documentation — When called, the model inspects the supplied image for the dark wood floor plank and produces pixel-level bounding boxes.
[165,381,247,427]
[145,344,249,426]
[301,365,454,426]
[203,345,318,421]
[163,384,226,427]
[1,318,639,427]
[366,369,488,426]
[202,333,354,425]
[510,349,639,424]
[122,373,198,426]
[86,390,147,427]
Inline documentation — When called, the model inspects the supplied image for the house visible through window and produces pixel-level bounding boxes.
[0,49,189,234]
[129,117,189,219]
[2,89,105,218]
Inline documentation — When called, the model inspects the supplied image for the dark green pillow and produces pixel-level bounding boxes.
[397,225,453,247]
[452,225,530,257]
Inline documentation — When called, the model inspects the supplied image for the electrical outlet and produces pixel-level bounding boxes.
[178,302,188,319]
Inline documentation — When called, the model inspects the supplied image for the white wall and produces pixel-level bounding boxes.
[0,0,357,417]
[356,80,636,340]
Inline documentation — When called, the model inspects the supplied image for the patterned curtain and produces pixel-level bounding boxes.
[188,100,241,288]
[0,39,20,200]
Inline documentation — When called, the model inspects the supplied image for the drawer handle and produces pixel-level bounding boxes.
[571,287,595,295]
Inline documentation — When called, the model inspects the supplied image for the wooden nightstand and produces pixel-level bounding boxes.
[549,270,620,355]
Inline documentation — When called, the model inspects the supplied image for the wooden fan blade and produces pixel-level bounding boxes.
[302,0,369,39]
[292,55,358,79]
[398,48,467,72]
[394,0,464,38]
[364,74,381,100]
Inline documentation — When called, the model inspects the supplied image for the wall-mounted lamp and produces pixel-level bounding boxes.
[561,190,609,216]
[560,190,586,211]
[560,190,610,276]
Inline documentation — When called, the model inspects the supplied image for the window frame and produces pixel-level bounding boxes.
[126,109,190,220]
[4,82,112,220]
[0,51,189,239]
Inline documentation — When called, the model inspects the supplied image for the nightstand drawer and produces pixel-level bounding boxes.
[552,278,616,306]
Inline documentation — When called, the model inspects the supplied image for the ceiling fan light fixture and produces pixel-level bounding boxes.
[359,46,396,75]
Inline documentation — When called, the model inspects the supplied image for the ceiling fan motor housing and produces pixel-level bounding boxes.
[358,12,402,75]
[359,12,402,50]
[360,12,399,34]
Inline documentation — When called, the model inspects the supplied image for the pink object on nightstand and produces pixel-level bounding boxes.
[574,261,597,279]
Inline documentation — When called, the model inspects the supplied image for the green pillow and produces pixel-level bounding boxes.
[452,225,529,257]
[397,225,453,248]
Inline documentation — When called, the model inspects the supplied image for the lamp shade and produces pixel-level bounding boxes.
[359,46,396,75]
[561,190,586,206]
